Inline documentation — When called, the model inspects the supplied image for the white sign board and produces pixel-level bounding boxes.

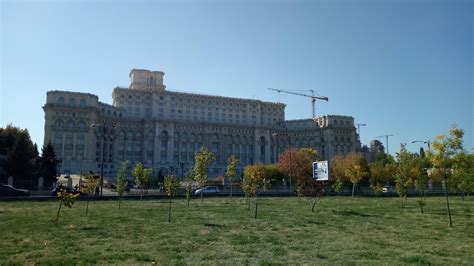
[313,161,329,181]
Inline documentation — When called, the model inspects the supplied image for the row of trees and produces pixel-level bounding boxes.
[0,125,59,188]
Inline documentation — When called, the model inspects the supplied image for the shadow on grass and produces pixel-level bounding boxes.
[336,210,374,217]
[203,223,223,228]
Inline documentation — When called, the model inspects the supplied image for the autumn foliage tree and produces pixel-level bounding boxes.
[226,154,239,199]
[164,175,180,223]
[243,164,271,219]
[427,126,465,227]
[80,174,99,216]
[132,163,152,201]
[394,144,419,212]
[184,169,195,207]
[344,153,370,198]
[450,153,474,200]
[54,188,79,226]
[369,156,395,196]
[277,148,320,195]
[193,147,215,202]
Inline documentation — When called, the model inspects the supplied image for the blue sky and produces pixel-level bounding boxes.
[1,0,472,155]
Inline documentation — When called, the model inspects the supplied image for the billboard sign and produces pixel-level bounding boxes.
[313,160,329,181]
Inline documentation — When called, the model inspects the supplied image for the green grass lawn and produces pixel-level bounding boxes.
[0,196,473,265]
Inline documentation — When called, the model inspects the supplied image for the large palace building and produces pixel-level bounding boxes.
[43,69,361,179]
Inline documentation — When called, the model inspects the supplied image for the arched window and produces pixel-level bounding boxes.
[55,119,64,127]
[58,97,65,105]
[160,131,168,163]
[78,121,86,129]
[80,99,86,107]
[149,77,154,85]
[76,133,85,145]
[69,98,75,106]
[67,120,75,129]
[54,132,63,144]
[260,136,266,162]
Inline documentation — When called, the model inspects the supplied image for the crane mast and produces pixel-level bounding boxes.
[374,134,393,154]
[268,88,328,121]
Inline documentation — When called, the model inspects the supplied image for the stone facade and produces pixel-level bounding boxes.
[43,69,361,179]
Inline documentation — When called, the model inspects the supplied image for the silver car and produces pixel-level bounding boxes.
[194,186,220,195]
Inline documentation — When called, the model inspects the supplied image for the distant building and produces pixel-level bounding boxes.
[43,69,361,179]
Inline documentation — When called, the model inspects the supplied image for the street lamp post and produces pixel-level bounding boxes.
[272,132,292,193]
[91,124,106,197]
[179,161,186,180]
[411,140,431,150]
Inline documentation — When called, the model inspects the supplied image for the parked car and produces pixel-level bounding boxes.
[382,186,395,193]
[0,184,30,197]
[51,185,82,197]
[194,186,220,195]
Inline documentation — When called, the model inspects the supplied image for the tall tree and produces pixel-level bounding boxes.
[427,126,465,227]
[277,148,320,196]
[38,143,60,188]
[226,154,239,199]
[1,125,38,188]
[193,147,215,202]
[116,160,129,209]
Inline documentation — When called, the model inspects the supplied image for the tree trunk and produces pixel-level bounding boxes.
[141,186,144,201]
[168,196,172,223]
[55,201,62,226]
[254,193,259,219]
[444,177,453,227]
[338,193,341,213]
[419,191,424,214]
[230,183,233,199]
[186,191,190,207]
[86,199,89,216]
[400,197,404,213]
[201,189,203,203]
[311,196,321,212]
[119,196,122,209]
[352,183,355,198]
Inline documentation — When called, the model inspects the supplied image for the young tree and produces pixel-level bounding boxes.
[132,163,152,200]
[241,173,251,209]
[164,175,180,223]
[451,152,474,200]
[80,174,99,216]
[193,147,215,202]
[394,144,416,212]
[427,126,465,227]
[413,158,429,214]
[243,164,271,219]
[344,153,370,198]
[331,154,348,210]
[37,143,60,188]
[54,188,80,226]
[184,169,195,207]
[369,157,395,196]
[116,160,129,209]
[226,154,239,199]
